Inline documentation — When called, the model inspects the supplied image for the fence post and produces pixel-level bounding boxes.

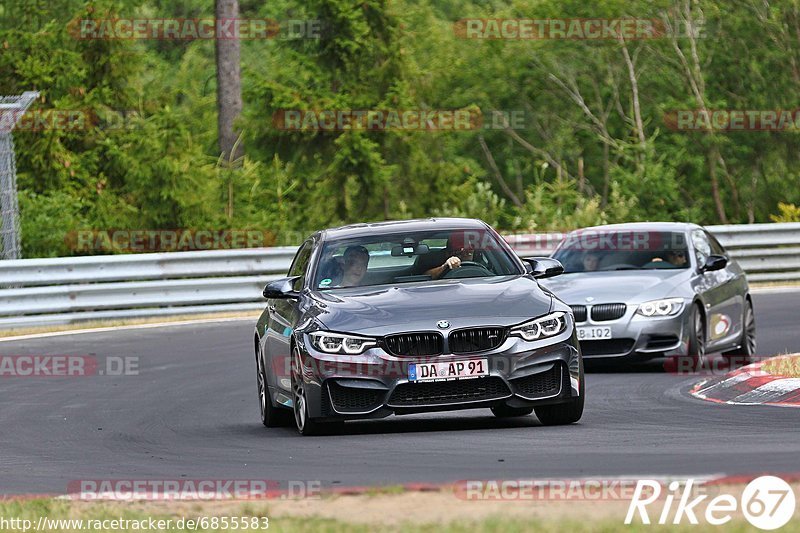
[0,91,39,260]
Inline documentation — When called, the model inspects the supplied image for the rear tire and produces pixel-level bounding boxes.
[722,300,756,366]
[534,362,585,426]
[491,404,533,418]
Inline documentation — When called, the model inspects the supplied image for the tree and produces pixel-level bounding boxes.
[215,0,244,162]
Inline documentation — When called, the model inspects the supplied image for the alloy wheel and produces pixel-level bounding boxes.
[694,310,706,359]
[744,304,757,355]
[291,349,307,433]
[257,354,267,422]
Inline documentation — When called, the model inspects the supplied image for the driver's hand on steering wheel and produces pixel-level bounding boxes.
[444,256,461,270]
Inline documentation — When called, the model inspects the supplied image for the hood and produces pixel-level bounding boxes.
[539,270,688,305]
[308,275,552,336]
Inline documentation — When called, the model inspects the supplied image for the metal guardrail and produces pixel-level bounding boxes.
[0,249,296,328]
[0,223,798,329]
[705,223,800,282]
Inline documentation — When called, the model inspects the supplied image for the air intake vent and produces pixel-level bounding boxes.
[388,377,510,407]
[327,382,385,413]
[511,364,562,399]
[580,338,635,356]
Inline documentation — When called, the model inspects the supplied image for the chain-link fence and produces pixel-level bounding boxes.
[0,91,38,260]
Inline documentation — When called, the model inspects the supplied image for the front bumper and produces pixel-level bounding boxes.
[572,301,692,359]
[289,328,582,421]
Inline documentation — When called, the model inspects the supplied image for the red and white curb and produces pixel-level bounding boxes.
[690,354,800,407]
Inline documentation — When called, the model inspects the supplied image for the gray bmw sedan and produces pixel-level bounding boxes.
[254,218,584,435]
[542,222,756,365]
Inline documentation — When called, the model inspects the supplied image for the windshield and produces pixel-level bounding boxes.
[313,228,521,289]
[552,230,690,272]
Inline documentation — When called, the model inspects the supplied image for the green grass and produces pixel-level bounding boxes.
[360,485,409,497]
[0,499,792,532]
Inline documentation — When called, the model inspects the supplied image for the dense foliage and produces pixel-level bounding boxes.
[2,0,799,257]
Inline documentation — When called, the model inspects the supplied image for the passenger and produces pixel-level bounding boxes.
[340,245,370,287]
[582,252,600,271]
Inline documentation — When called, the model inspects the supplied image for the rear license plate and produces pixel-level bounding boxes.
[408,359,488,382]
[577,326,612,340]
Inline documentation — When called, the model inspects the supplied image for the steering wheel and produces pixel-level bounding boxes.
[441,261,492,279]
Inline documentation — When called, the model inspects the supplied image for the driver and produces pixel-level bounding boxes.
[650,249,687,267]
[663,250,687,266]
[425,244,476,280]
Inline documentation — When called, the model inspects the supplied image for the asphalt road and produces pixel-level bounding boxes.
[2,290,799,494]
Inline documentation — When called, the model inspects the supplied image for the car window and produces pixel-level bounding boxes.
[314,229,520,289]
[288,239,313,289]
[692,229,711,266]
[552,230,690,271]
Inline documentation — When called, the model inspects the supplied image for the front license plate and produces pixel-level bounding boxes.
[577,326,612,340]
[408,359,488,382]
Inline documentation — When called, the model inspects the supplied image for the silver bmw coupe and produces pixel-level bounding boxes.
[542,222,756,365]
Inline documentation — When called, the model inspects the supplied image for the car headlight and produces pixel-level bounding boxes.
[636,298,685,317]
[510,311,568,341]
[308,331,377,355]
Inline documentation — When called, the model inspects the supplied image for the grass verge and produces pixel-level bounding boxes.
[0,312,260,340]
[0,493,793,533]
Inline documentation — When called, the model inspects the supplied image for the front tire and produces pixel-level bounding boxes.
[291,346,342,436]
[685,303,707,371]
[722,299,756,366]
[257,348,292,428]
[534,363,584,425]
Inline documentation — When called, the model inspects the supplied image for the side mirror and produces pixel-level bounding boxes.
[522,257,564,279]
[263,276,301,299]
[702,255,727,272]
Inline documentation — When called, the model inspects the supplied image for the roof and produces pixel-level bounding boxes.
[320,218,490,240]
[567,221,701,234]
